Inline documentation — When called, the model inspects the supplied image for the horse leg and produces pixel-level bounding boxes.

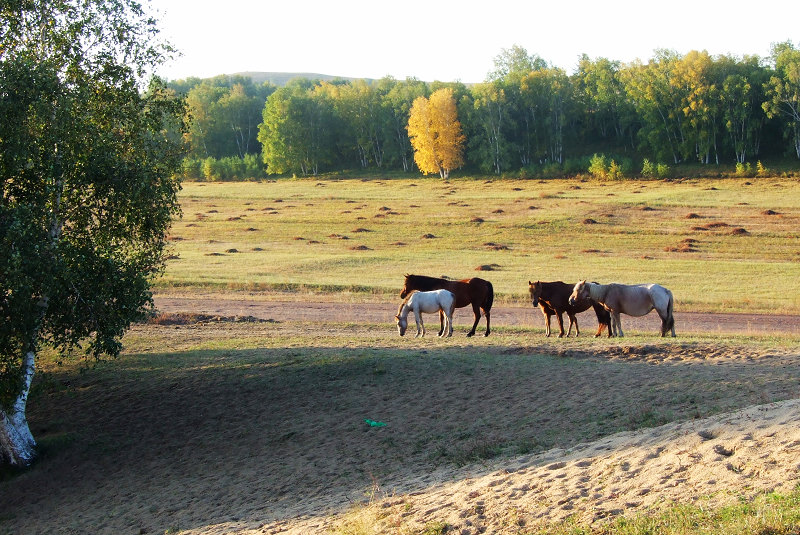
[566,313,579,337]
[415,310,424,338]
[555,312,565,338]
[438,309,445,337]
[483,308,490,337]
[594,322,606,338]
[542,310,552,337]
[613,312,624,337]
[466,303,481,337]
[659,312,676,337]
[445,306,454,337]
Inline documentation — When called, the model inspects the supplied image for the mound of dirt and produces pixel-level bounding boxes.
[146,312,275,325]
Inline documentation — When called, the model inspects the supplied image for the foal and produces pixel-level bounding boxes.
[395,290,456,338]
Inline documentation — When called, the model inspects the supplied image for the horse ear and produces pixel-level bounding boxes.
[528,280,532,285]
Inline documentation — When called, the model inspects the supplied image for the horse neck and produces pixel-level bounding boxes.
[407,276,444,292]
[396,301,410,319]
[587,283,609,302]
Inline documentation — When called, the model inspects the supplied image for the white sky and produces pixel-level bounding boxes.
[153,0,799,83]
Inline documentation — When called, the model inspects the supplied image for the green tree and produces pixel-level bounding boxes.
[217,82,269,159]
[621,51,687,164]
[720,55,767,163]
[575,55,636,145]
[185,82,228,157]
[519,67,573,164]
[466,81,514,174]
[0,0,185,466]
[331,80,390,168]
[763,41,800,159]
[488,44,548,83]
[258,81,336,176]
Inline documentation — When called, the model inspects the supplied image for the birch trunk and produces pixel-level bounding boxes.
[0,350,37,466]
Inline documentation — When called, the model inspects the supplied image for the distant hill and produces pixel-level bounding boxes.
[231,72,375,86]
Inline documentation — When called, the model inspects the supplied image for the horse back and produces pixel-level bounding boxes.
[541,281,591,314]
[607,284,657,316]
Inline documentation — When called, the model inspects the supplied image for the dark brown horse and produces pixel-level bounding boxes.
[400,274,493,337]
[528,280,611,338]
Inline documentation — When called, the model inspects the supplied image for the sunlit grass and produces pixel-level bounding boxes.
[159,177,800,314]
[529,486,800,534]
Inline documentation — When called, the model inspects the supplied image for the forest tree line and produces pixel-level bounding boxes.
[169,42,800,180]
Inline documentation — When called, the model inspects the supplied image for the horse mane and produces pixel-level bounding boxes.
[404,274,448,291]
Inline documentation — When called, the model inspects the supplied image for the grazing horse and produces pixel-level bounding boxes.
[400,274,493,337]
[528,280,611,338]
[569,280,676,337]
[395,289,456,338]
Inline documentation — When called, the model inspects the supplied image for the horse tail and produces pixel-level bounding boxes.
[667,290,675,330]
[484,281,494,312]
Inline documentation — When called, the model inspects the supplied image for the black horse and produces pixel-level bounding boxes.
[528,280,611,337]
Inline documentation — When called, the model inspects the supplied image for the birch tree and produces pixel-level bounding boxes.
[763,41,800,159]
[407,88,465,178]
[0,0,184,467]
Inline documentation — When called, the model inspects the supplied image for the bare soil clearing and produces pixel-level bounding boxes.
[1,297,799,535]
[153,294,800,336]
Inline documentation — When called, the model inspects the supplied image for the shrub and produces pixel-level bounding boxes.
[642,158,656,178]
[735,162,753,178]
[181,158,204,180]
[590,153,631,180]
[756,160,770,178]
[588,153,608,179]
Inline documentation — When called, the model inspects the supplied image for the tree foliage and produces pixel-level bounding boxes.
[0,0,185,466]
[172,43,800,179]
[764,41,800,158]
[407,88,465,178]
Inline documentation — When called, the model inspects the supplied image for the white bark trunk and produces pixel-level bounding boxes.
[0,350,37,466]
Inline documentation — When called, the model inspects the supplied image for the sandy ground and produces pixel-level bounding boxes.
[1,298,799,535]
[278,399,800,534]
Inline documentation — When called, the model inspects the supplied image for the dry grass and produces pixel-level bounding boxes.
[160,177,800,314]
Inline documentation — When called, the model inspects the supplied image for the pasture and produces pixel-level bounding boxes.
[2,176,800,534]
[162,177,800,314]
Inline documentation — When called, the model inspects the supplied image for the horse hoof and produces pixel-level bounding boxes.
[466,332,475,337]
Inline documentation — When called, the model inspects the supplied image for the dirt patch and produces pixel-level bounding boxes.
[147,312,276,325]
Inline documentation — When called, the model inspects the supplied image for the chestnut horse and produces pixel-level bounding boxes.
[569,280,676,337]
[528,280,611,338]
[400,274,493,337]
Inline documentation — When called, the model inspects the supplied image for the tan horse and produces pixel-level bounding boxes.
[568,280,676,337]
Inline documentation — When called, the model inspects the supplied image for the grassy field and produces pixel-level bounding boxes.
[161,177,800,314]
[3,176,800,535]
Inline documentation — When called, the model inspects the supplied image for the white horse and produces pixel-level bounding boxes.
[569,280,676,337]
[395,289,456,337]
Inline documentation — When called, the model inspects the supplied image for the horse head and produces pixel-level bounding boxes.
[400,274,411,298]
[528,281,541,307]
[395,314,407,336]
[568,280,588,306]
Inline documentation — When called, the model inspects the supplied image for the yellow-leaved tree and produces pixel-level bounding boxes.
[407,88,465,178]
